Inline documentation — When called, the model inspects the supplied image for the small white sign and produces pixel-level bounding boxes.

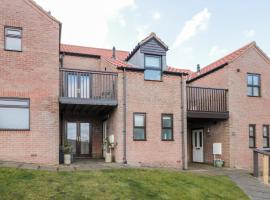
[213,143,222,155]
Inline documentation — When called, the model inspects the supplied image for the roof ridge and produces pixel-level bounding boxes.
[61,43,129,53]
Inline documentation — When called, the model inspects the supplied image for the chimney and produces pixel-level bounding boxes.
[197,64,200,72]
[112,46,116,59]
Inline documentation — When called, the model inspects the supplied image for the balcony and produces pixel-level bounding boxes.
[187,86,229,119]
[59,69,118,114]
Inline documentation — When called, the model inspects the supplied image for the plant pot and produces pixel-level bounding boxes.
[64,154,71,165]
[214,160,224,168]
[105,152,112,163]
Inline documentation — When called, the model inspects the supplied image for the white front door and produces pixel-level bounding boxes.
[192,129,204,163]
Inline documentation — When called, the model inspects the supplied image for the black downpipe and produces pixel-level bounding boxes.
[123,68,127,164]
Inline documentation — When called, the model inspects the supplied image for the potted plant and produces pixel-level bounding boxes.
[214,159,224,167]
[63,142,72,165]
[104,136,113,163]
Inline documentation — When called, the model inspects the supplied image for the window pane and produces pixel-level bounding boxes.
[0,99,28,106]
[6,29,21,36]
[247,87,253,96]
[6,37,21,51]
[249,126,254,136]
[253,87,259,96]
[144,70,161,81]
[249,138,255,147]
[67,123,77,154]
[162,116,172,128]
[162,129,172,140]
[263,138,269,148]
[145,56,160,68]
[134,128,145,140]
[253,75,259,86]
[134,114,144,127]
[263,126,268,137]
[68,74,78,98]
[0,107,29,129]
[247,75,253,85]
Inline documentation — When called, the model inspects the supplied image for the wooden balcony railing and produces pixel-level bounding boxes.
[187,86,228,118]
[60,69,118,105]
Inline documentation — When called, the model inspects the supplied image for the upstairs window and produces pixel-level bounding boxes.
[144,55,162,81]
[263,125,269,148]
[0,98,30,130]
[249,124,256,148]
[247,73,260,97]
[5,27,22,51]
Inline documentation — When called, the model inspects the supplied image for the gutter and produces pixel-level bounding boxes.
[181,75,188,170]
[123,68,127,164]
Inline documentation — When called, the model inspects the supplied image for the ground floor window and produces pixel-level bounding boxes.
[133,113,146,141]
[263,125,269,148]
[249,124,256,148]
[0,98,30,130]
[161,114,173,141]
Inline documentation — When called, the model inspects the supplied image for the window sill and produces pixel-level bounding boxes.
[249,146,257,149]
[144,79,163,82]
[161,139,174,141]
[247,95,261,98]
[4,49,22,52]
[133,139,147,141]
[0,129,30,131]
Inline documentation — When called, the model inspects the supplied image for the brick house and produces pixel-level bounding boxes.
[1,0,269,170]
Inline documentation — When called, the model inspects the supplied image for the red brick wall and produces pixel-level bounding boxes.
[189,47,270,170]
[0,0,60,164]
[116,71,183,168]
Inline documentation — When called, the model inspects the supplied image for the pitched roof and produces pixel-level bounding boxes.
[61,44,129,61]
[25,0,61,24]
[188,42,256,81]
[126,32,168,61]
[60,44,187,75]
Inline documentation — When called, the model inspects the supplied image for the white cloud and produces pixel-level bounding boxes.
[34,0,136,47]
[172,8,211,49]
[208,46,228,59]
[244,29,256,38]
[152,11,161,20]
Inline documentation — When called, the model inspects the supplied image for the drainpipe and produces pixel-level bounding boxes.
[123,68,127,164]
[181,75,188,170]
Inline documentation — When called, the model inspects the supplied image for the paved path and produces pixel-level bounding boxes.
[188,165,270,200]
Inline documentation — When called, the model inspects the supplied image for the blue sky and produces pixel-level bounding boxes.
[35,0,270,71]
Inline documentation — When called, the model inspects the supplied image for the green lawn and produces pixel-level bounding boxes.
[0,167,249,200]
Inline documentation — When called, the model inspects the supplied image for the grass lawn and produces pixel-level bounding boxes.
[0,167,249,200]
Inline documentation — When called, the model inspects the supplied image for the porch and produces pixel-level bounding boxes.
[187,86,229,166]
[59,68,118,163]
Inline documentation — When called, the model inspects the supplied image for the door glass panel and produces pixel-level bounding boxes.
[68,74,78,98]
[195,132,197,147]
[80,123,90,155]
[199,132,202,147]
[67,123,77,155]
[80,75,90,98]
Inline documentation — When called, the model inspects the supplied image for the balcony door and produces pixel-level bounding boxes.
[66,122,91,157]
[67,73,90,98]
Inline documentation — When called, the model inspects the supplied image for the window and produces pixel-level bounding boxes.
[263,125,269,148]
[144,55,162,81]
[133,113,146,140]
[249,124,256,148]
[0,98,30,130]
[5,27,22,51]
[247,73,260,97]
[161,114,173,141]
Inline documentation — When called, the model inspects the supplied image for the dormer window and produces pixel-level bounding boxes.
[144,55,162,81]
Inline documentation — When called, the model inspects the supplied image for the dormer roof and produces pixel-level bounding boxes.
[125,32,169,61]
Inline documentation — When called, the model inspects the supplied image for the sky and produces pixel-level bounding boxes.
[35,0,270,71]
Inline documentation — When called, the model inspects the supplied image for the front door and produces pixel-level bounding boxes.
[66,122,91,158]
[192,129,204,163]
